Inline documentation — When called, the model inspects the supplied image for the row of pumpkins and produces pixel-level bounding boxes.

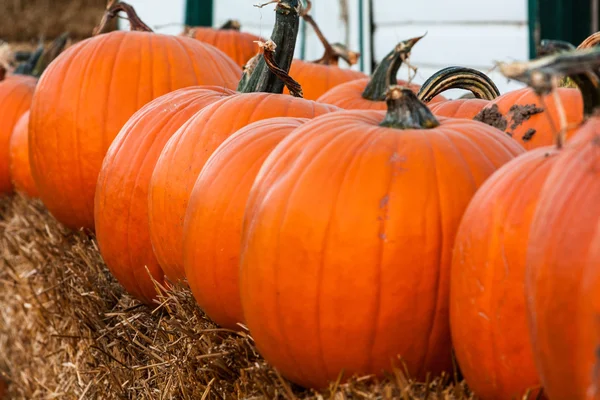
[1,1,599,399]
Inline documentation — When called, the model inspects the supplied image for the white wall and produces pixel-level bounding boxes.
[121,0,529,97]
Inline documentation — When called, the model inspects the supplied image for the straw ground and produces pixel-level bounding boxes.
[0,195,475,399]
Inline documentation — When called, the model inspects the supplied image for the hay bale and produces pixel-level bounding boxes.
[0,0,116,42]
[0,195,474,399]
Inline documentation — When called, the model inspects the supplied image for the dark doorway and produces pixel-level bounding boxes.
[529,0,600,58]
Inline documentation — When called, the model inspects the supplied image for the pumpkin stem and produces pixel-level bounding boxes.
[498,46,600,117]
[578,31,600,49]
[417,66,500,103]
[32,32,69,78]
[380,85,440,130]
[12,38,44,76]
[259,40,303,97]
[220,20,242,30]
[537,39,575,57]
[94,1,153,36]
[237,0,300,94]
[362,35,424,101]
[301,1,360,66]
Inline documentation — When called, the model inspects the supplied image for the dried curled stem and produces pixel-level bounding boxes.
[498,46,600,148]
[417,66,500,103]
[258,39,303,97]
[299,1,360,66]
[94,0,153,36]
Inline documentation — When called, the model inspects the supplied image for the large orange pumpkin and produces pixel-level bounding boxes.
[184,20,261,67]
[28,1,241,231]
[148,0,339,284]
[0,75,36,195]
[9,111,38,197]
[526,117,600,400]
[94,86,234,305]
[239,86,524,390]
[183,117,308,329]
[317,36,445,110]
[418,66,500,119]
[450,146,556,399]
[514,46,600,400]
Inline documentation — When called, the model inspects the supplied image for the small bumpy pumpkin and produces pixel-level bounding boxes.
[9,111,38,197]
[239,86,524,390]
[0,75,36,195]
[148,0,339,284]
[94,86,234,305]
[183,117,308,329]
[29,1,241,231]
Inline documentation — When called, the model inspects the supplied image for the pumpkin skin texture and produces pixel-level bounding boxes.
[29,30,242,231]
[429,98,490,120]
[94,86,234,305]
[526,119,600,400]
[186,26,261,67]
[317,78,445,110]
[183,117,308,329]
[0,75,36,195]
[9,111,38,197]
[149,93,338,283]
[450,147,557,400]
[239,104,524,389]
[474,87,583,150]
[285,61,367,100]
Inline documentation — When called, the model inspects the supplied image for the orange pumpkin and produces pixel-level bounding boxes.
[94,86,234,305]
[185,20,262,66]
[239,86,524,390]
[418,66,500,119]
[0,75,36,195]
[148,0,339,284]
[526,117,600,400]
[9,111,38,197]
[450,147,556,399]
[317,36,445,110]
[514,46,600,400]
[28,1,241,231]
[183,117,308,329]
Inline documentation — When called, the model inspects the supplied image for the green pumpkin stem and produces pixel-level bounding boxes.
[537,39,575,57]
[417,66,500,103]
[220,20,242,30]
[32,32,69,78]
[380,85,440,130]
[94,1,153,36]
[237,0,300,94]
[362,35,424,101]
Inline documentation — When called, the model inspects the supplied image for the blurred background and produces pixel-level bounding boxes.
[1,0,598,95]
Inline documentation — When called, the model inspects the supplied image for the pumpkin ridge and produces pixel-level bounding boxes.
[121,113,174,295]
[177,37,225,87]
[270,127,359,384]
[417,129,446,377]
[318,125,387,378]
[363,126,402,373]
[74,36,114,224]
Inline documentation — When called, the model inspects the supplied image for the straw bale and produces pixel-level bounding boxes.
[0,195,476,399]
